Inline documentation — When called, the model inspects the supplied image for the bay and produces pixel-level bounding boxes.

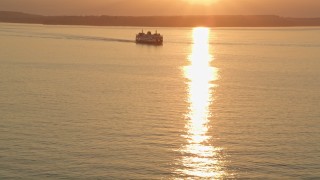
[0,23,319,179]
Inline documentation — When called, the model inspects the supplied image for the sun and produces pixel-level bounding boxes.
[184,0,219,5]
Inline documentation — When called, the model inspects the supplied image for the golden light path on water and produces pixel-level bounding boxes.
[177,27,223,179]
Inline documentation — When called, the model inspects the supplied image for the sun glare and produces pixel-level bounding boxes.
[176,27,224,178]
[184,0,219,5]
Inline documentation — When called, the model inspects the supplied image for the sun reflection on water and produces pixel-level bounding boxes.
[177,27,223,179]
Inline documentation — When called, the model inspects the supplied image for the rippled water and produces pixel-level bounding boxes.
[0,23,320,179]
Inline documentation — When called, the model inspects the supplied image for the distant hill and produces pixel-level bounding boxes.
[1,11,320,27]
[0,11,43,23]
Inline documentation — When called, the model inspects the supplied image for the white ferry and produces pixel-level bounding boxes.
[136,30,163,45]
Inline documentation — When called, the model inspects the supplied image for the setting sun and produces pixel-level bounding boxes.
[184,0,219,5]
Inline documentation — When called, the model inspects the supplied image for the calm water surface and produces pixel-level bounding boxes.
[0,23,320,179]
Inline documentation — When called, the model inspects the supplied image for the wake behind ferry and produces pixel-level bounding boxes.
[136,30,163,45]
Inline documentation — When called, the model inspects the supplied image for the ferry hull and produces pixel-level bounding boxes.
[135,40,163,45]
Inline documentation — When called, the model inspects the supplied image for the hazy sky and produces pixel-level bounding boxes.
[1,0,320,17]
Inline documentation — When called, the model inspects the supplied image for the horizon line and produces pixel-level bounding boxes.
[1,11,320,19]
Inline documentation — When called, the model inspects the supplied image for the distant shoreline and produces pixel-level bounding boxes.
[1,11,320,27]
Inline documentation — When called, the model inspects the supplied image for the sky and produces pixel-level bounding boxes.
[0,0,320,17]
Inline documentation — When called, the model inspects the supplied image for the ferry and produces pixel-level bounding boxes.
[136,30,163,45]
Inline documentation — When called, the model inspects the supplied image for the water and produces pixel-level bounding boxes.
[0,23,320,179]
